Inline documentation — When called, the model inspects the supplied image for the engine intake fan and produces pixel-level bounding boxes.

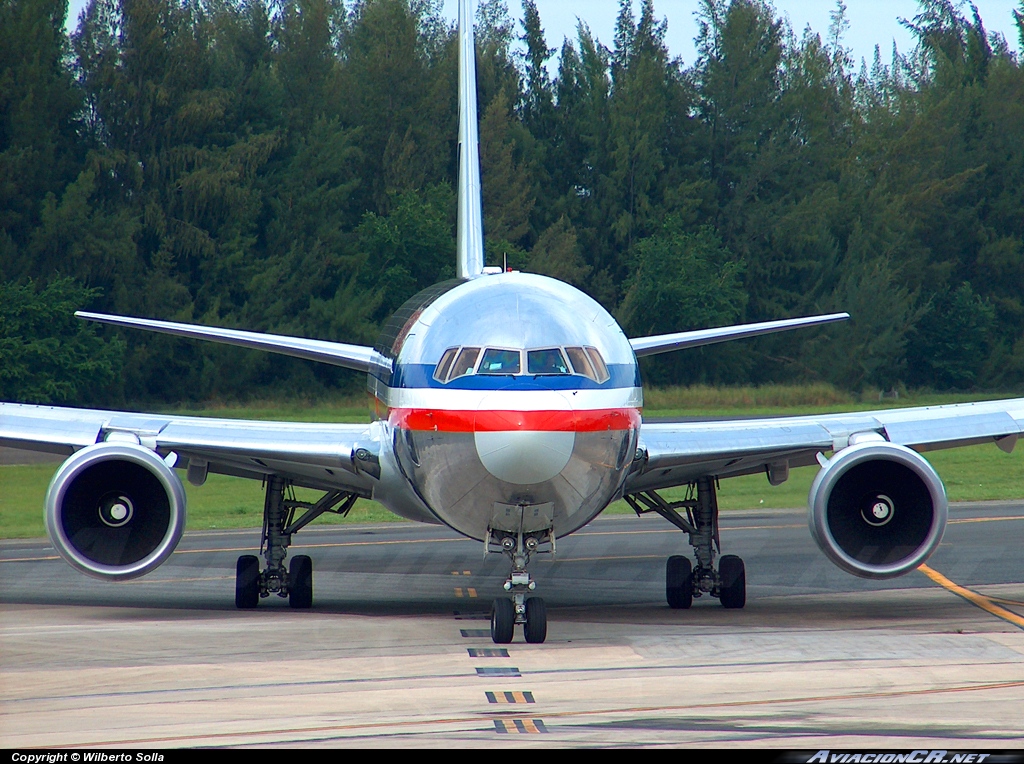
[45,443,187,580]
[808,441,947,579]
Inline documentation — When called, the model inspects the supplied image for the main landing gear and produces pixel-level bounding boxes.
[625,476,746,610]
[486,527,554,644]
[234,475,358,610]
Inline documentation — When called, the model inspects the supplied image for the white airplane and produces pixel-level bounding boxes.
[2,0,1022,644]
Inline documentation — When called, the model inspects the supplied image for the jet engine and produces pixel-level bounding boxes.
[44,442,187,580]
[808,441,947,579]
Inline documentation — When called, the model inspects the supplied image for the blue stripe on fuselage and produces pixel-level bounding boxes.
[389,363,640,390]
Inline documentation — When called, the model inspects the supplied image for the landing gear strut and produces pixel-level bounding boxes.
[625,476,746,610]
[234,476,358,609]
[486,526,553,644]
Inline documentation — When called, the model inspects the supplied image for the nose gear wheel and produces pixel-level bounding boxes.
[523,596,547,643]
[485,522,554,643]
[491,598,515,644]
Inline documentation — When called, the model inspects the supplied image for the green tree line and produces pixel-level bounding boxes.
[2,0,1023,404]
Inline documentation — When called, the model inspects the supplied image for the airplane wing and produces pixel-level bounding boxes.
[75,312,386,374]
[0,402,381,495]
[629,313,850,357]
[626,398,1024,494]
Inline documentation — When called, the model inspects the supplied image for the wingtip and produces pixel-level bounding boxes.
[75,311,114,326]
[817,311,851,322]
[76,310,124,323]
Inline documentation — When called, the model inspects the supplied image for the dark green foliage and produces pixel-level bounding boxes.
[618,222,747,384]
[480,87,534,264]
[519,0,554,134]
[0,279,124,403]
[354,184,455,322]
[525,215,590,288]
[907,283,996,390]
[0,0,83,280]
[3,0,1024,405]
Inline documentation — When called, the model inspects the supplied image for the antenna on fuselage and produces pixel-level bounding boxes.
[457,0,485,279]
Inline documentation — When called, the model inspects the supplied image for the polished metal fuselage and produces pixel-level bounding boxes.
[366,273,642,541]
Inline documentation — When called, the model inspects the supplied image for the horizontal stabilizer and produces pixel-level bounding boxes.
[76,312,385,374]
[629,312,850,358]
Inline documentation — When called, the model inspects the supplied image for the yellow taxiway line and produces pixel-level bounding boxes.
[918,564,1024,630]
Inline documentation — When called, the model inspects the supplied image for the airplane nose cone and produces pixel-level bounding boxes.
[474,389,575,485]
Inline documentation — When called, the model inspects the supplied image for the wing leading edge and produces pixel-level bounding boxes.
[0,402,379,494]
[76,311,386,374]
[630,313,850,357]
[626,398,1024,494]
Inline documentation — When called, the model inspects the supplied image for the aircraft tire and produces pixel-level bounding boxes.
[666,555,693,609]
[524,597,547,644]
[491,598,514,644]
[719,554,746,609]
[235,555,260,609]
[289,555,313,609]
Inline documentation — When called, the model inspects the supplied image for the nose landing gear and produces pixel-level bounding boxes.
[626,476,746,610]
[486,527,553,643]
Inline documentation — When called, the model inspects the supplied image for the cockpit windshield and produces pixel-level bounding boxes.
[479,348,521,375]
[527,348,569,375]
[434,345,609,383]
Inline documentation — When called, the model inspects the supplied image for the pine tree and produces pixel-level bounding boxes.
[0,0,83,279]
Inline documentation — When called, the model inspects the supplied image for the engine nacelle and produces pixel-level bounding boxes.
[808,441,947,579]
[44,443,187,580]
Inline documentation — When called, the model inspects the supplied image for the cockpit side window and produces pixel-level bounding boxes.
[528,348,569,375]
[565,347,595,381]
[448,347,480,380]
[478,348,521,374]
[433,347,459,383]
[585,347,610,383]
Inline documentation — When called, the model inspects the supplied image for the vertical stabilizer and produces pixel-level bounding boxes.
[457,0,485,279]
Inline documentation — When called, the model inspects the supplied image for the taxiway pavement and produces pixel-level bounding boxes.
[2,504,1023,747]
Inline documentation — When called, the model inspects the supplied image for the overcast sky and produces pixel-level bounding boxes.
[451,0,1023,69]
[64,0,1023,70]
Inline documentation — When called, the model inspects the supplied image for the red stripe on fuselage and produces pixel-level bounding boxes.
[389,407,641,432]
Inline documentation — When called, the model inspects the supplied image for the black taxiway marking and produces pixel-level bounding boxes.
[476,667,520,677]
